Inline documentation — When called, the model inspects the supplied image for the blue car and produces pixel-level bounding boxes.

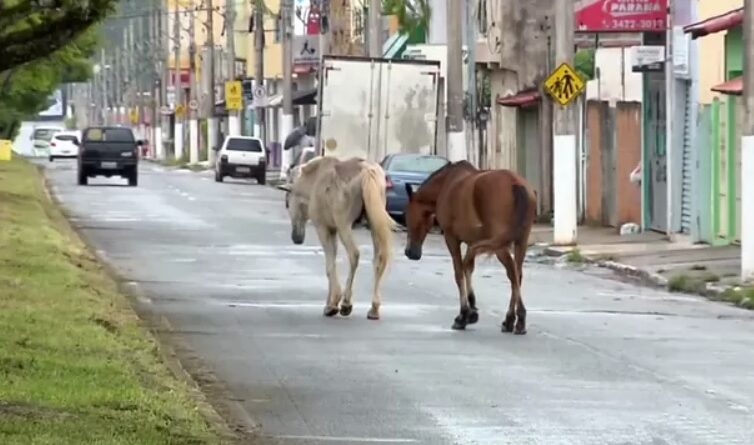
[381,153,449,225]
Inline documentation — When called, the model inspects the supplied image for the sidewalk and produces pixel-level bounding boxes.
[534,225,754,308]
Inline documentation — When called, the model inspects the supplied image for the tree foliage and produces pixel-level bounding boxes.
[0,29,100,138]
[381,0,431,41]
[0,0,116,72]
[575,48,596,81]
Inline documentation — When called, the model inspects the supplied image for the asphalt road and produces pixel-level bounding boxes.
[42,159,754,445]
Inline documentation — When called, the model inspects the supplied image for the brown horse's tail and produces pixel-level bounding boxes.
[361,164,396,270]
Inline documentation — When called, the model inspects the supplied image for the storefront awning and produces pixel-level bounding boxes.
[711,76,742,96]
[683,7,743,39]
[497,90,541,108]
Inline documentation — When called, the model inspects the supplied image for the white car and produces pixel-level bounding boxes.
[214,136,267,184]
[49,130,81,161]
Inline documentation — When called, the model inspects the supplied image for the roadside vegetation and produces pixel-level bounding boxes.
[0,159,226,444]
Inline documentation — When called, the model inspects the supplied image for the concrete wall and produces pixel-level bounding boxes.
[585,101,642,228]
[586,47,643,103]
[696,0,742,104]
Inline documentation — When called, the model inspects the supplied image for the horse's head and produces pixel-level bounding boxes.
[404,184,434,261]
[278,157,325,244]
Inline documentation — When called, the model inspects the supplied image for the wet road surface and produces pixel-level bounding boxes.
[42,159,754,445]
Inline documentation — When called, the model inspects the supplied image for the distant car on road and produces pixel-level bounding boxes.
[48,130,81,161]
[381,153,449,224]
[214,136,267,184]
[77,126,143,187]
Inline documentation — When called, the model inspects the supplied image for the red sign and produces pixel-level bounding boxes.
[575,0,668,32]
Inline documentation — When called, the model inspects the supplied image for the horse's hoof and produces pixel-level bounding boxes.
[323,306,339,317]
[467,310,479,325]
[339,304,353,317]
[367,309,380,320]
[514,327,527,336]
[501,321,514,333]
[452,314,467,330]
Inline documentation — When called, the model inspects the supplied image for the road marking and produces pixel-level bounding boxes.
[273,435,418,443]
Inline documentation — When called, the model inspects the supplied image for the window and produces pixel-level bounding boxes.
[55,135,78,142]
[83,128,135,143]
[226,138,263,152]
[387,155,448,174]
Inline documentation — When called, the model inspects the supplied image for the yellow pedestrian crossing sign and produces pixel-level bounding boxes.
[543,62,585,106]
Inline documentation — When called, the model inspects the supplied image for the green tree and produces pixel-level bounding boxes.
[381,0,431,41]
[0,29,100,138]
[574,48,596,81]
[0,0,115,72]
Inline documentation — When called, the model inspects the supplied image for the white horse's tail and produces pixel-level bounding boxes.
[361,164,395,271]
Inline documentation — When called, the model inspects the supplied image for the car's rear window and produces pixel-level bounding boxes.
[226,138,262,152]
[83,128,135,143]
[55,135,78,142]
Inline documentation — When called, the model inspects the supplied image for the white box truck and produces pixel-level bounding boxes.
[315,55,442,163]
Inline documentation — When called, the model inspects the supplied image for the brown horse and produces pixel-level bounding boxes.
[404,161,536,335]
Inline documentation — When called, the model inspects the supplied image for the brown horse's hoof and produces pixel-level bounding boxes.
[452,314,467,330]
[339,304,353,317]
[501,320,515,333]
[514,326,527,335]
[323,306,339,317]
[367,308,380,320]
[467,310,479,325]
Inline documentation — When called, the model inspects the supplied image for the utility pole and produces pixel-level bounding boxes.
[188,3,200,164]
[280,0,293,179]
[206,0,218,163]
[254,0,266,141]
[174,5,184,160]
[665,1,674,237]
[742,0,754,282]
[368,0,381,57]
[225,0,240,136]
[552,0,577,245]
[157,0,170,160]
[100,49,108,125]
[446,0,466,162]
[466,0,477,165]
[115,39,123,125]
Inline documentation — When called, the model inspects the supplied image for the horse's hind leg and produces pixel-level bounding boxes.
[368,234,387,320]
[513,238,529,333]
[317,226,341,317]
[336,226,360,317]
[446,236,471,330]
[496,247,524,335]
[462,247,479,325]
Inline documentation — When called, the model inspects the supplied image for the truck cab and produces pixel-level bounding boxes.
[77,126,143,187]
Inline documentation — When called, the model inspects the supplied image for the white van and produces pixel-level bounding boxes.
[31,126,64,157]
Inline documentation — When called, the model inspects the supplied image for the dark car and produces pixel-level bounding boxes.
[77,126,143,186]
[381,153,449,224]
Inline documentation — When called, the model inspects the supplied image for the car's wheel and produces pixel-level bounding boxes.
[128,169,138,187]
[77,169,88,186]
[49,156,54,162]
[256,169,266,185]
[215,169,223,182]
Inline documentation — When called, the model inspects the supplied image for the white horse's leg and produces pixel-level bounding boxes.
[316,225,341,317]
[368,235,387,320]
[336,224,360,317]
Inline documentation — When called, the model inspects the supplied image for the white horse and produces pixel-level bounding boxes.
[279,156,395,320]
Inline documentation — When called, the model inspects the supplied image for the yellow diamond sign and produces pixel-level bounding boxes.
[543,62,585,106]
[225,80,243,111]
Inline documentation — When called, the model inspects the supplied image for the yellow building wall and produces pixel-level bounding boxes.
[245,0,283,79]
[697,0,742,104]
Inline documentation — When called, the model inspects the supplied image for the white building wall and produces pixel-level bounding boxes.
[586,47,643,103]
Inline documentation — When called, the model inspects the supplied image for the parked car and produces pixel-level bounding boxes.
[48,130,81,161]
[77,126,143,187]
[381,153,449,224]
[214,136,267,184]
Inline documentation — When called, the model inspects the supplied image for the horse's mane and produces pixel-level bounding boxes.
[422,160,474,186]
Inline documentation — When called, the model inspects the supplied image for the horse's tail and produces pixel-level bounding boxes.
[467,182,533,258]
[361,164,395,270]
